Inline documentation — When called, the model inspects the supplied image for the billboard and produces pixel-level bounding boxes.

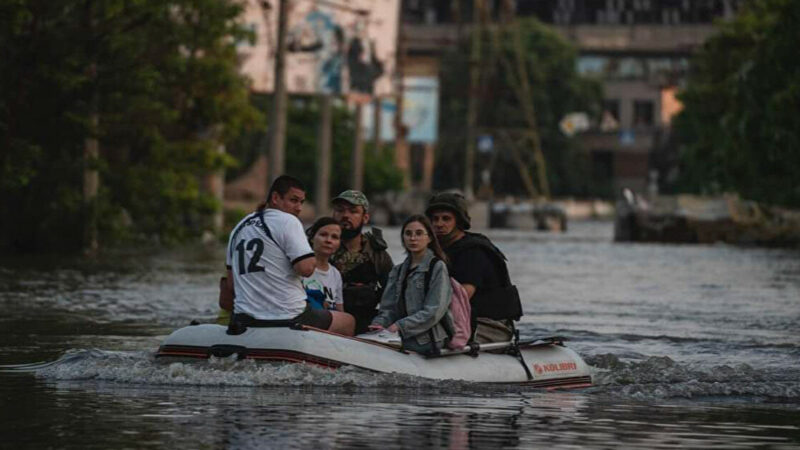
[363,76,440,144]
[239,0,399,97]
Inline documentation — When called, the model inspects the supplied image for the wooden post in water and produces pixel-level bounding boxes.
[267,0,288,188]
[351,103,365,191]
[393,15,410,189]
[422,142,435,191]
[372,97,381,155]
[316,95,332,215]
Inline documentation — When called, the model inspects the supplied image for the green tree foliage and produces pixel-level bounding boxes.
[0,0,260,252]
[227,96,403,203]
[674,0,800,207]
[437,18,602,197]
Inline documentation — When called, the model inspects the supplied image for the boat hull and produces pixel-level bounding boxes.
[157,324,592,388]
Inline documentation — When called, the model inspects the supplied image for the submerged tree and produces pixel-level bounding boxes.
[674,0,800,208]
[0,0,260,252]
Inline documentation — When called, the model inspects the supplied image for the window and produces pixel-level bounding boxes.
[577,56,609,76]
[633,100,655,126]
[603,99,620,122]
[617,57,646,80]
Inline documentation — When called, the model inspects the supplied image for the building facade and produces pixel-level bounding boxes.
[400,0,742,195]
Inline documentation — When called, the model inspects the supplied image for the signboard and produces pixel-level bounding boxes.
[239,0,399,97]
[477,134,493,153]
[363,76,439,143]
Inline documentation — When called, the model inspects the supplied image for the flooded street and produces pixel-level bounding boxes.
[2,221,799,448]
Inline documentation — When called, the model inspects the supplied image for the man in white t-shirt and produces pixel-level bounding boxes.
[224,175,354,335]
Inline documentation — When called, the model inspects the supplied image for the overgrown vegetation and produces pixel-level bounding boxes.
[674,0,800,208]
[226,95,404,203]
[0,0,260,253]
[437,18,603,198]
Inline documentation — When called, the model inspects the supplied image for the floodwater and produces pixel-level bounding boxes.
[1,222,799,449]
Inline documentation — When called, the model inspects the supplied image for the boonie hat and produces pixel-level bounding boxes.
[425,192,471,230]
[333,190,369,211]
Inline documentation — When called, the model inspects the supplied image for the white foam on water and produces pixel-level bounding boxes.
[30,348,800,403]
[33,349,451,389]
[586,353,800,401]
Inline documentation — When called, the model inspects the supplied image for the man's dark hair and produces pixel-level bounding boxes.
[266,175,305,207]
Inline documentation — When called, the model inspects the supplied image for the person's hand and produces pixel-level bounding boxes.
[368,324,384,331]
[387,323,399,333]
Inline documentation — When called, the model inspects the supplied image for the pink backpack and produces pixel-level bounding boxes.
[446,277,472,349]
[426,258,472,349]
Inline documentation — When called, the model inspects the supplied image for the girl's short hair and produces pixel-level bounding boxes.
[305,216,341,240]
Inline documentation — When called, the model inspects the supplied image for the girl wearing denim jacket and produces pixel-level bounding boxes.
[370,215,454,355]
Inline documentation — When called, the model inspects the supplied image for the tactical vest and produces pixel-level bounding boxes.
[448,233,523,321]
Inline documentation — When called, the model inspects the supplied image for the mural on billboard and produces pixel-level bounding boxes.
[363,76,440,144]
[239,0,398,98]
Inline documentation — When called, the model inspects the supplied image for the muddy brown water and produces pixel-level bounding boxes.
[1,222,799,448]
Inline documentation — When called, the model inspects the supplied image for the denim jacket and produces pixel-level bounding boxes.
[372,249,454,346]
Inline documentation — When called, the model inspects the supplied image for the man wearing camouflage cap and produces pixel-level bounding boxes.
[426,192,523,344]
[331,190,394,334]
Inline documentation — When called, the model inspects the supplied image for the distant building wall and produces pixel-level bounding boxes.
[400,0,742,197]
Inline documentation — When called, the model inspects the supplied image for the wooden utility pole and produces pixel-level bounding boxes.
[464,0,485,200]
[316,95,332,215]
[351,103,365,191]
[267,0,289,188]
[394,14,410,189]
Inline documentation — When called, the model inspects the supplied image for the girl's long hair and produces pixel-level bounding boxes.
[401,214,448,265]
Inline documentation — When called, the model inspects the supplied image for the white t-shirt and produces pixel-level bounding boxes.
[303,265,343,309]
[226,209,314,320]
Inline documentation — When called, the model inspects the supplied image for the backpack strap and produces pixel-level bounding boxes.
[256,209,280,248]
[256,208,295,264]
[424,257,440,295]
[423,257,451,351]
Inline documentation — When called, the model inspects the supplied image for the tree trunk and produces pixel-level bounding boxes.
[83,83,99,255]
[316,95,332,215]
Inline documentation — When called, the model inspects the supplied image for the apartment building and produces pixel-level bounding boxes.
[400,0,741,194]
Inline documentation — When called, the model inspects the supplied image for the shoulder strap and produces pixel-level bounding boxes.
[423,257,444,355]
[257,209,292,262]
[424,257,441,295]
[257,209,280,248]
[458,235,513,287]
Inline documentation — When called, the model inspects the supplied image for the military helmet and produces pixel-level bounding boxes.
[425,192,471,230]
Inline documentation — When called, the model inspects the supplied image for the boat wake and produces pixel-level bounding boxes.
[586,353,800,402]
[9,348,800,403]
[10,348,463,390]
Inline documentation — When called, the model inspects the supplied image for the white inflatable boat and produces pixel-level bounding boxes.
[156,324,592,388]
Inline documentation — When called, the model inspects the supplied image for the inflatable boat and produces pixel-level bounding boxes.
[156,324,592,388]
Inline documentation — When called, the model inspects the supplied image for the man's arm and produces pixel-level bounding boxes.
[462,284,476,300]
[450,247,490,301]
[293,255,316,277]
[279,214,315,277]
[219,268,235,311]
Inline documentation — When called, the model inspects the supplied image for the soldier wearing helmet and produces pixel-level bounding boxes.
[331,190,394,334]
[425,192,523,343]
